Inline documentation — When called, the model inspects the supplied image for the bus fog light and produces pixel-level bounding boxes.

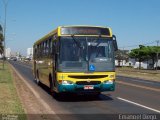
[103,80,113,84]
[61,80,74,85]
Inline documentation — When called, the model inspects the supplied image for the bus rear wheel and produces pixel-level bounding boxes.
[35,70,40,85]
[49,75,54,93]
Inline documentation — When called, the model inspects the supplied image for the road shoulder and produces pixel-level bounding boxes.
[9,63,60,120]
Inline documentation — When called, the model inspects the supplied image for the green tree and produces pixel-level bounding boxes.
[129,45,160,69]
[129,45,148,69]
[146,46,160,68]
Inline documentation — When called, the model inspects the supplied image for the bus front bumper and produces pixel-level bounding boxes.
[57,82,115,93]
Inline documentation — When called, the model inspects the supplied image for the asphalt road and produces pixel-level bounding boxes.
[9,61,160,120]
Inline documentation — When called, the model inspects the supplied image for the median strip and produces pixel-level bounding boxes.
[0,62,26,119]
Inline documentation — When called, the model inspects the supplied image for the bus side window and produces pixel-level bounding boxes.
[46,40,49,57]
[41,42,43,56]
[48,38,51,57]
[37,44,40,58]
[44,41,46,56]
[52,41,57,59]
[34,46,37,59]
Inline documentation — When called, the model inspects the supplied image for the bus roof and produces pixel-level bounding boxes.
[60,25,110,28]
[34,25,112,45]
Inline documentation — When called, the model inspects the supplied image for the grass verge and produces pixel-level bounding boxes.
[0,61,27,120]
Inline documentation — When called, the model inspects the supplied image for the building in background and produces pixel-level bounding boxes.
[27,48,33,59]
[5,48,11,58]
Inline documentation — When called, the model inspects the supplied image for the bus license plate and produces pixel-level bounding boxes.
[84,85,94,90]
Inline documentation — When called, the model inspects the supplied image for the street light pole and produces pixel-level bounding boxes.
[156,40,159,70]
[2,0,9,69]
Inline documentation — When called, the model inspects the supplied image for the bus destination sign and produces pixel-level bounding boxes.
[61,27,110,36]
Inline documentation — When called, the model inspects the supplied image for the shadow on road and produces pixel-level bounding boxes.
[38,82,114,102]
[54,93,113,102]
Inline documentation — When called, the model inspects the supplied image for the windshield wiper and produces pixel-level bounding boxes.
[71,35,82,49]
[71,35,85,61]
[95,35,102,47]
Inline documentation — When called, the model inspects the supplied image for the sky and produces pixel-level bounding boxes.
[0,0,160,55]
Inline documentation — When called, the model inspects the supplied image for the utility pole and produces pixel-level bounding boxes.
[2,0,9,69]
[156,40,159,70]
[122,47,125,67]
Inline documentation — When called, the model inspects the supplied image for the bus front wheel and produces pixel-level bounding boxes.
[49,74,54,94]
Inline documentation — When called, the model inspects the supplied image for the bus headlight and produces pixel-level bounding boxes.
[103,80,114,84]
[59,80,74,85]
[109,75,114,79]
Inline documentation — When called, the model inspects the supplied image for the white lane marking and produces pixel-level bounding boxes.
[117,97,160,113]
[10,64,61,120]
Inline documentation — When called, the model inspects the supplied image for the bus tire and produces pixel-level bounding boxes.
[94,92,101,98]
[49,74,60,98]
[36,70,40,85]
[49,74,53,94]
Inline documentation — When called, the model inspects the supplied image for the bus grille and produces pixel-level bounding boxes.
[76,81,101,85]
[68,75,108,79]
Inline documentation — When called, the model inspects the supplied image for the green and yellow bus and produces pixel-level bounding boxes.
[33,25,118,96]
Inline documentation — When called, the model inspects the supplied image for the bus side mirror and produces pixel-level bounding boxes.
[112,35,118,51]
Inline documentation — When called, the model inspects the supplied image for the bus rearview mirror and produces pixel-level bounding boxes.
[112,35,118,51]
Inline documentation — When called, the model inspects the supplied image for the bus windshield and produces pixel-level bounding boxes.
[58,36,115,72]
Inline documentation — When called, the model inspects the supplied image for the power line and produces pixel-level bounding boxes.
[119,40,159,49]
[142,41,156,46]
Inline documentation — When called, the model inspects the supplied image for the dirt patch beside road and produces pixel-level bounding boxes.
[116,67,160,82]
